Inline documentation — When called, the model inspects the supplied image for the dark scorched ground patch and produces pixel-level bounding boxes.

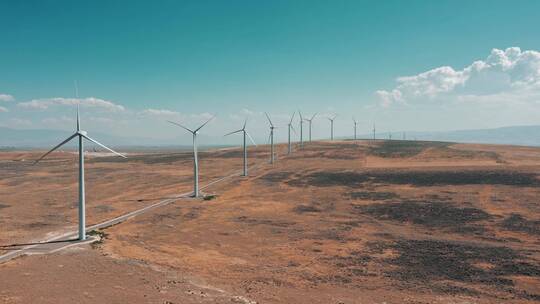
[287,170,540,187]
[372,239,540,299]
[287,171,370,187]
[501,213,540,235]
[369,140,451,158]
[347,191,399,201]
[356,201,491,232]
[259,171,295,184]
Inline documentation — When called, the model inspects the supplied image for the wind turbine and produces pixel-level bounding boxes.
[327,114,337,140]
[306,113,317,142]
[168,116,214,198]
[224,119,256,176]
[35,104,126,241]
[265,112,276,164]
[287,112,297,154]
[373,123,376,140]
[298,111,304,149]
[353,117,358,140]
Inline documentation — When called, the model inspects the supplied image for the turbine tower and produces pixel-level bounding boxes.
[298,111,304,149]
[265,112,276,164]
[327,114,337,140]
[373,123,376,140]
[168,116,214,197]
[306,113,317,142]
[35,105,126,241]
[224,119,256,176]
[287,111,297,154]
[353,117,358,140]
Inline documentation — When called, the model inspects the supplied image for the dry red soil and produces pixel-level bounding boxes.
[1,140,540,303]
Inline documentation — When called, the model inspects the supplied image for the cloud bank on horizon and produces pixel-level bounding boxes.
[376,47,540,108]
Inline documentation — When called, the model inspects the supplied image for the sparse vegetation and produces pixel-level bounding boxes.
[203,194,217,201]
[88,229,108,248]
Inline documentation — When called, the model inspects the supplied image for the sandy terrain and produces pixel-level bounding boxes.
[1,140,540,303]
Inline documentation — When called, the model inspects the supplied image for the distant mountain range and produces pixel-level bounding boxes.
[367,125,540,147]
[1,125,539,149]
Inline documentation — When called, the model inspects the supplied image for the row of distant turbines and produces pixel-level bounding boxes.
[35,93,399,241]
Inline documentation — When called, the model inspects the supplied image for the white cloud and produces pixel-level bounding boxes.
[377,47,540,106]
[0,106,8,112]
[18,97,125,111]
[240,108,256,115]
[139,108,181,117]
[375,89,403,107]
[0,94,14,102]
[190,112,214,120]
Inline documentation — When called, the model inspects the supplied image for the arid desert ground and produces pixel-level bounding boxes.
[1,140,540,303]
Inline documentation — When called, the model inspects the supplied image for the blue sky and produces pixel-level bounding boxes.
[1,0,540,143]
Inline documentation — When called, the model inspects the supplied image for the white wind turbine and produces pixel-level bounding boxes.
[35,104,126,241]
[287,111,297,154]
[327,114,337,140]
[305,113,317,142]
[168,116,214,198]
[224,119,257,176]
[298,111,305,149]
[353,117,358,140]
[373,123,376,140]
[265,112,276,164]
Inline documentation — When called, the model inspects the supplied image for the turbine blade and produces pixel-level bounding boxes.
[298,111,303,120]
[167,120,194,133]
[264,112,273,126]
[76,104,80,131]
[246,131,257,146]
[267,132,271,144]
[242,118,247,130]
[74,80,79,98]
[224,129,243,136]
[194,115,215,132]
[290,124,297,135]
[82,135,127,158]
[289,111,296,124]
[311,113,317,120]
[34,133,78,164]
